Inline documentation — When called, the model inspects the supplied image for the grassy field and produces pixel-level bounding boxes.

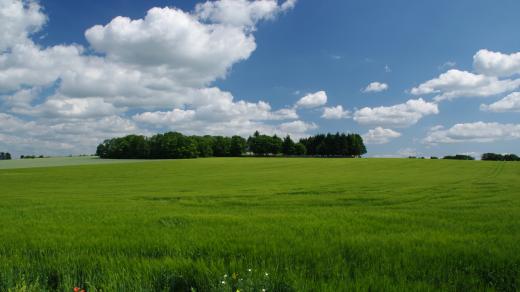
[0,158,519,291]
[0,156,150,170]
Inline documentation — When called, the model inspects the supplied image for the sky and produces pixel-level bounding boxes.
[1,0,520,158]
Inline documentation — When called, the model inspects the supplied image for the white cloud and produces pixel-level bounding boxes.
[0,43,84,92]
[133,108,196,125]
[277,120,317,137]
[480,92,520,112]
[133,96,298,126]
[0,0,46,51]
[423,122,520,144]
[438,61,456,70]
[12,96,123,118]
[363,82,388,93]
[353,98,439,128]
[295,91,327,108]
[280,0,297,11]
[474,49,520,77]
[85,7,257,87]
[195,0,295,29]
[410,69,520,102]
[397,148,421,157]
[363,127,401,144]
[0,113,140,155]
[321,105,350,119]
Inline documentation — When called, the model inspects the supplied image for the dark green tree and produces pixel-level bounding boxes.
[212,136,232,157]
[443,154,475,160]
[270,135,283,155]
[282,135,296,156]
[230,136,247,157]
[294,143,306,156]
[192,136,214,157]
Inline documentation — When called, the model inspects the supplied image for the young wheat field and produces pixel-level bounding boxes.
[0,158,519,291]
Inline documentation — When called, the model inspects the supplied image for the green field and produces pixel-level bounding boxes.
[0,156,149,170]
[0,158,519,291]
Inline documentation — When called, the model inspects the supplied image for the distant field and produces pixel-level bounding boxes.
[0,158,519,291]
[0,156,149,169]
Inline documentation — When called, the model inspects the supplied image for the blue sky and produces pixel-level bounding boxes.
[1,0,520,157]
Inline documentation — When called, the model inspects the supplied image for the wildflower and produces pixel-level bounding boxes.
[262,289,267,292]
[221,281,226,285]
[265,272,269,277]
[248,268,252,272]
[224,274,228,278]
[74,288,80,292]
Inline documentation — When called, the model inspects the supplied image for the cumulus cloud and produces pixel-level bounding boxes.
[12,96,123,118]
[321,105,350,119]
[295,91,327,108]
[410,69,520,102]
[363,127,401,144]
[0,0,46,51]
[397,148,421,158]
[85,7,257,86]
[423,122,520,144]
[363,82,388,93]
[195,0,295,29]
[474,49,520,77]
[278,120,317,134]
[133,109,196,125]
[0,112,140,155]
[438,61,456,70]
[480,92,520,112]
[133,96,298,128]
[353,98,438,128]
[0,0,311,155]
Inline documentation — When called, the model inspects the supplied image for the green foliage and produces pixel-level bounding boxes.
[191,136,214,158]
[247,133,282,156]
[1,158,519,291]
[230,136,247,157]
[294,143,306,156]
[97,131,367,159]
[443,154,475,161]
[211,136,231,157]
[482,153,520,161]
[299,133,367,157]
[281,135,296,156]
[0,152,12,160]
[97,133,249,159]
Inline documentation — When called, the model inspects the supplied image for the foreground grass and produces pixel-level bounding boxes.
[0,158,519,291]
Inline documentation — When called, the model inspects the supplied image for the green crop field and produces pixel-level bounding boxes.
[0,156,150,170]
[0,158,519,291]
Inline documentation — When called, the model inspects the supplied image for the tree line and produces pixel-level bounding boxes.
[481,153,520,161]
[436,153,520,161]
[443,155,475,161]
[96,131,367,159]
[0,152,11,160]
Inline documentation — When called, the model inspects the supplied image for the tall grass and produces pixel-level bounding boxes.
[0,158,519,291]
